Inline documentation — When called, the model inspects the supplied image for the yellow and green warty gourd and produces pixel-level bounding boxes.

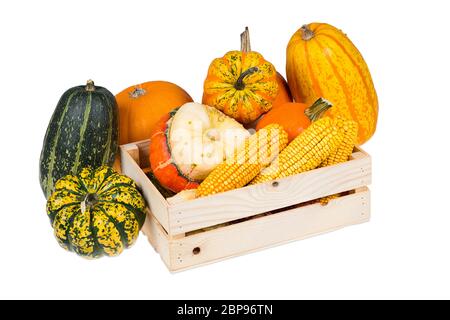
[46,166,146,258]
[202,28,279,124]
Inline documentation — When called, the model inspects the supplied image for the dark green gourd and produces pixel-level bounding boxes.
[39,80,119,199]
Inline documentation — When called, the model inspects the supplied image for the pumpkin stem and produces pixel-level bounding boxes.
[304,98,332,121]
[81,193,99,213]
[234,67,259,90]
[300,25,315,41]
[129,86,146,99]
[85,79,96,92]
[240,26,251,52]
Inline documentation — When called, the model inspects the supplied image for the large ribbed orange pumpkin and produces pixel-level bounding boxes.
[286,23,378,145]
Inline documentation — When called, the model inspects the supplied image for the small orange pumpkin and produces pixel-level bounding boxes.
[116,81,193,145]
[256,98,332,142]
[202,28,278,124]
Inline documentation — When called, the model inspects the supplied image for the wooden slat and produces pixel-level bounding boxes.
[168,150,371,235]
[134,139,151,168]
[141,210,171,268]
[120,144,170,231]
[147,187,370,272]
[354,145,370,157]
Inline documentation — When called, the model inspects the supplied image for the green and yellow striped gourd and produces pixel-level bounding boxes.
[39,80,119,199]
[46,166,146,259]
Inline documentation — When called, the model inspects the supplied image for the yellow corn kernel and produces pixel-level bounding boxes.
[319,117,358,205]
[196,124,288,197]
[321,117,358,167]
[250,117,343,185]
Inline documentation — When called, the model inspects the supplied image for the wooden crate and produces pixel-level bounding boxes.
[120,139,372,272]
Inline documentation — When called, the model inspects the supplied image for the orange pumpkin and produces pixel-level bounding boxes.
[256,98,332,142]
[286,23,378,145]
[202,28,278,124]
[272,73,293,109]
[244,73,293,130]
[116,81,193,145]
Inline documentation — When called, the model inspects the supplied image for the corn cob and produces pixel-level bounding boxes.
[321,117,358,167]
[250,117,344,185]
[196,124,289,197]
[319,117,358,205]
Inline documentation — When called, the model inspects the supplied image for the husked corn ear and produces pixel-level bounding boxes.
[319,117,358,205]
[250,117,343,185]
[321,117,358,167]
[196,124,288,197]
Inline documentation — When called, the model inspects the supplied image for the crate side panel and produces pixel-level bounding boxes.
[168,187,370,272]
[120,145,170,231]
[168,151,371,235]
[141,210,171,269]
[135,139,151,168]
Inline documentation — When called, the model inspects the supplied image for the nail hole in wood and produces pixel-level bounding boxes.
[272,181,279,188]
[193,247,201,255]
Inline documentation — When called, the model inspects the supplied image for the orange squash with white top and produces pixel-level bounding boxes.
[149,103,249,193]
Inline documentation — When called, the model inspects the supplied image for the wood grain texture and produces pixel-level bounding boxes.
[168,148,371,235]
[134,139,151,168]
[145,187,370,272]
[121,139,371,238]
[141,209,171,267]
[120,142,170,231]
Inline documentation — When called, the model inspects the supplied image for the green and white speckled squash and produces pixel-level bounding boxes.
[39,80,118,199]
[46,166,146,258]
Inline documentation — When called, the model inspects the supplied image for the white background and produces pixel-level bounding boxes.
[1,0,450,299]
